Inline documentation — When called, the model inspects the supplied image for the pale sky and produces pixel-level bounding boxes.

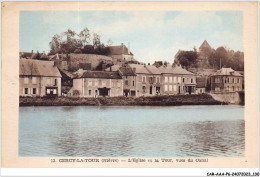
[20,11,243,63]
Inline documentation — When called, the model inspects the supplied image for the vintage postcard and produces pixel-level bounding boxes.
[1,1,258,169]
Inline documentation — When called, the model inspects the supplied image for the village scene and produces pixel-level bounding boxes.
[19,37,244,105]
[18,11,245,158]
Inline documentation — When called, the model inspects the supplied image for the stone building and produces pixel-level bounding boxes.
[72,70,123,97]
[210,67,243,93]
[19,59,62,96]
[108,43,134,65]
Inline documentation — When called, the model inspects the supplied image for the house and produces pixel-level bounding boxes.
[210,67,243,93]
[118,66,137,96]
[158,65,196,95]
[196,77,207,94]
[145,65,162,95]
[19,59,62,96]
[128,64,155,97]
[108,43,134,65]
[72,70,123,97]
[172,65,196,94]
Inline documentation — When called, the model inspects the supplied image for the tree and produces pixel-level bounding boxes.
[92,32,101,49]
[79,28,91,46]
[107,38,113,46]
[176,50,198,68]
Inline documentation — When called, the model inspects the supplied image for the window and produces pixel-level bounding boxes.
[182,78,185,83]
[215,87,220,91]
[133,80,135,86]
[54,79,57,86]
[149,77,153,83]
[191,78,193,83]
[24,77,29,84]
[173,77,177,83]
[32,77,37,84]
[169,85,172,91]
[237,78,240,83]
[237,86,240,91]
[88,90,92,95]
[173,85,177,91]
[24,88,28,94]
[32,88,36,94]
[165,77,168,83]
[53,89,57,94]
[125,80,129,85]
[142,76,146,83]
[227,86,229,91]
[232,78,235,83]
[164,85,168,91]
[178,77,181,83]
[142,86,146,92]
[227,78,230,83]
[169,77,172,83]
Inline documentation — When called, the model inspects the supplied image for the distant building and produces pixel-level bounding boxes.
[145,65,162,95]
[118,66,137,96]
[20,51,49,61]
[196,77,207,94]
[197,40,213,68]
[19,59,62,96]
[210,67,243,93]
[128,64,155,96]
[158,65,197,95]
[108,43,134,65]
[72,70,123,97]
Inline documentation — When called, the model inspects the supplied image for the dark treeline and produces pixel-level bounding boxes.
[175,47,244,71]
[49,28,112,56]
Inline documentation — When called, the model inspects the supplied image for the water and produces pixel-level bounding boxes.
[19,105,244,157]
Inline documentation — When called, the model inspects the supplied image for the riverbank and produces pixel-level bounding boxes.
[20,94,226,106]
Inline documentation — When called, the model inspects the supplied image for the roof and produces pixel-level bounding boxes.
[145,65,162,75]
[128,64,150,74]
[196,77,207,88]
[158,65,175,74]
[80,71,122,79]
[199,40,211,50]
[119,67,136,76]
[213,67,242,76]
[108,44,132,55]
[20,59,61,77]
[105,65,120,72]
[172,65,194,75]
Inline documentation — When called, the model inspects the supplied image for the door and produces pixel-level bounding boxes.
[150,86,153,94]
[188,86,192,95]
[178,86,181,94]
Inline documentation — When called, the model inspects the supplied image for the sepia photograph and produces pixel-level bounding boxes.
[18,10,245,158]
[1,1,258,173]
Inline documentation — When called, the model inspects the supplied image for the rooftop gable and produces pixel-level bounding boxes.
[214,67,242,76]
[20,59,61,77]
[128,64,150,74]
[80,71,122,79]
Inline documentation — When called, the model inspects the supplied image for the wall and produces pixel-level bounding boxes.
[20,76,61,96]
[210,92,242,104]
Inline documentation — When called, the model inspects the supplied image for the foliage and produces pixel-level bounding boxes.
[49,28,110,55]
[176,49,198,68]
[209,47,244,71]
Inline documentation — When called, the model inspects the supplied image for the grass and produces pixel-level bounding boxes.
[19,94,225,106]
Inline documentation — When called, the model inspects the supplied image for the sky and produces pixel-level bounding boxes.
[20,11,243,64]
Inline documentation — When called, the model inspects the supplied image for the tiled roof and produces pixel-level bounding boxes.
[158,65,175,74]
[80,71,122,79]
[128,64,150,74]
[108,44,132,55]
[105,65,121,72]
[172,65,194,75]
[196,77,207,88]
[145,65,162,75]
[119,67,136,76]
[20,59,61,77]
[214,67,242,76]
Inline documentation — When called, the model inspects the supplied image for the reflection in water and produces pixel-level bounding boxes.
[19,105,244,157]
